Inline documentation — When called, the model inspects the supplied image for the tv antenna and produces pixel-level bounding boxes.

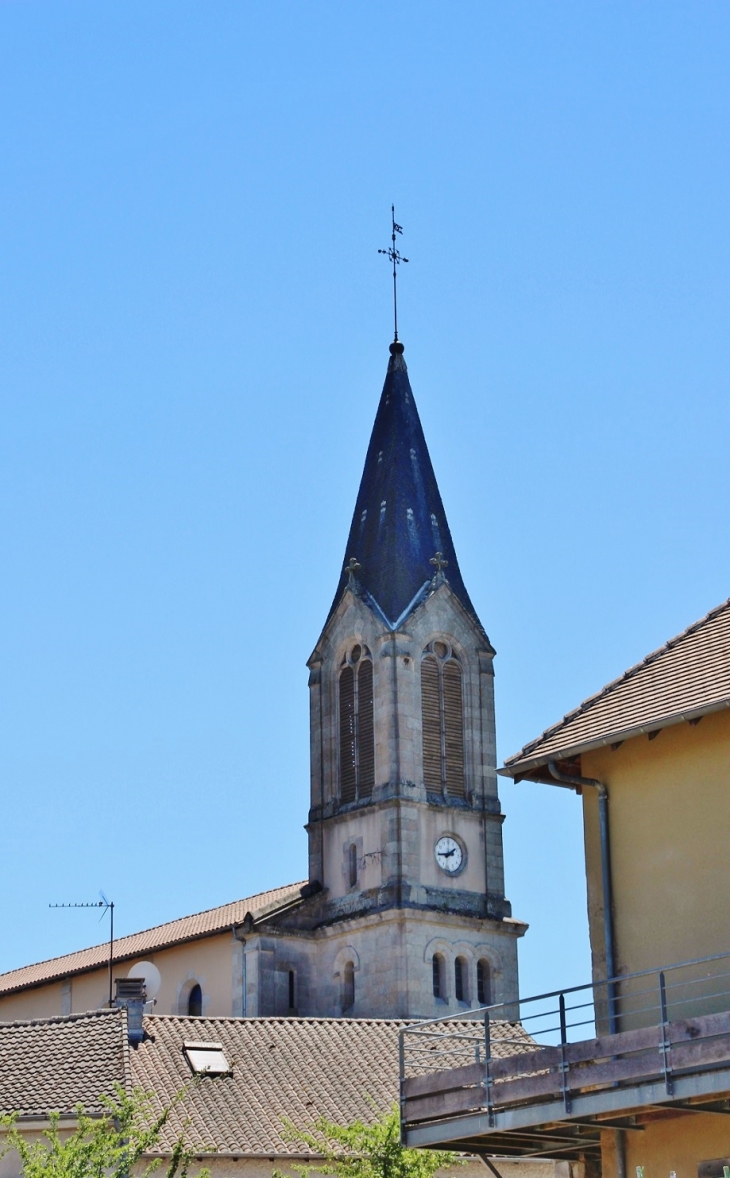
[50,892,115,1007]
[378,205,408,343]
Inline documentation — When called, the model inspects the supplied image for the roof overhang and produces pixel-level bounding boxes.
[499,695,730,784]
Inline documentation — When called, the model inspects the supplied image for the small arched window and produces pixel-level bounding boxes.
[348,843,358,888]
[421,642,465,798]
[288,970,296,1012]
[454,956,467,1004]
[432,953,445,1000]
[187,983,202,1017]
[339,645,375,803]
[477,959,491,1006]
[343,961,355,1012]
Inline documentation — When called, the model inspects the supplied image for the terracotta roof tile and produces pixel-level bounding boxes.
[0,1008,127,1116]
[0,884,304,996]
[0,1013,534,1148]
[503,597,730,775]
[132,1015,534,1156]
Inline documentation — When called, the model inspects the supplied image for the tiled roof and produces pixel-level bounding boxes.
[0,883,304,997]
[503,597,730,776]
[133,1015,534,1156]
[0,1012,533,1147]
[0,1008,127,1116]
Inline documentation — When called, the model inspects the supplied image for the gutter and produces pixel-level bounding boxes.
[499,695,730,780]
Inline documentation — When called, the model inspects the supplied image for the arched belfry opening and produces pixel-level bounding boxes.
[421,640,465,798]
[338,644,374,802]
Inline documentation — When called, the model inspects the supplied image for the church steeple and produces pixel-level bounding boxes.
[329,341,480,631]
[302,335,523,1021]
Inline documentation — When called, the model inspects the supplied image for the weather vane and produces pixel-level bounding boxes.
[378,205,408,342]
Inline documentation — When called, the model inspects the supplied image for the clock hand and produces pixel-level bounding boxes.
[441,848,456,858]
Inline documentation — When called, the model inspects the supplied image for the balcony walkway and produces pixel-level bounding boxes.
[400,952,730,1160]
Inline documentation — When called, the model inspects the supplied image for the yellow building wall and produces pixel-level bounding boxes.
[0,982,67,1022]
[0,933,238,1022]
[602,1113,730,1175]
[581,707,730,980]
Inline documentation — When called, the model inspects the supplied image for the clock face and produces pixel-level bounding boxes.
[435,836,463,875]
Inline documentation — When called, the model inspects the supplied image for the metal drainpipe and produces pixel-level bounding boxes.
[546,761,625,1177]
[547,762,616,1013]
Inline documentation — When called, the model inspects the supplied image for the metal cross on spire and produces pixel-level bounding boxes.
[378,205,408,342]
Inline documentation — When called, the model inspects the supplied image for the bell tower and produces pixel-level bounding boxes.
[300,340,525,1019]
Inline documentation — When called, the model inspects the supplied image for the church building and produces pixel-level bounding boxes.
[0,339,524,1023]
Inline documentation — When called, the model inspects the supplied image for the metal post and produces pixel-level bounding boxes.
[108,901,114,1007]
[483,1008,494,1127]
[558,992,571,1114]
[659,970,674,1095]
[398,1031,407,1141]
[615,1128,627,1178]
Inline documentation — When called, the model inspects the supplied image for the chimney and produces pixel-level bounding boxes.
[114,977,146,1044]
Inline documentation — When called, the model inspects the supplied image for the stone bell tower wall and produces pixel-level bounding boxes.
[306,579,508,918]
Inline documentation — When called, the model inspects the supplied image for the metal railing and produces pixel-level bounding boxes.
[399,949,730,1126]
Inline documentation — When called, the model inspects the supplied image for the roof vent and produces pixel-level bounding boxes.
[114,977,147,1045]
[115,977,145,1001]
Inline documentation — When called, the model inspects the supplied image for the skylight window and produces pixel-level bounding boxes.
[183,1040,231,1075]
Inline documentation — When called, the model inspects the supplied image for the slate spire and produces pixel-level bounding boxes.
[329,341,479,629]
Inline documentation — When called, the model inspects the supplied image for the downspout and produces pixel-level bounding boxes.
[547,761,616,1016]
[547,761,625,1178]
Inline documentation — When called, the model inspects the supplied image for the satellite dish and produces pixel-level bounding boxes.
[128,961,161,1000]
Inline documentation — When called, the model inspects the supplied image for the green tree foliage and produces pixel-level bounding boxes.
[279,1106,462,1178]
[1,1085,210,1178]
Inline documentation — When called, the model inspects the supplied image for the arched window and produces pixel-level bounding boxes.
[187,983,202,1017]
[288,970,296,1012]
[454,956,467,1003]
[343,961,355,1012]
[477,959,491,1006]
[432,953,445,1000]
[421,642,465,798]
[348,843,358,888]
[339,645,375,803]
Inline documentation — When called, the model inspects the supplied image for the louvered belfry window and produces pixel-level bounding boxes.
[339,645,375,803]
[421,656,441,791]
[421,641,466,798]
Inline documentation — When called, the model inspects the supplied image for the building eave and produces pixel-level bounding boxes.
[499,694,730,783]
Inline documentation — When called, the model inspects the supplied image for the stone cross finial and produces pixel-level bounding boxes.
[430,551,449,574]
[345,557,361,589]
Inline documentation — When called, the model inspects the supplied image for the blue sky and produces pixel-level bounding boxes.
[2,1,730,999]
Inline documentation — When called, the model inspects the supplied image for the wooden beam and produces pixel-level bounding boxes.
[652,1100,730,1117]
[566,1118,644,1132]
